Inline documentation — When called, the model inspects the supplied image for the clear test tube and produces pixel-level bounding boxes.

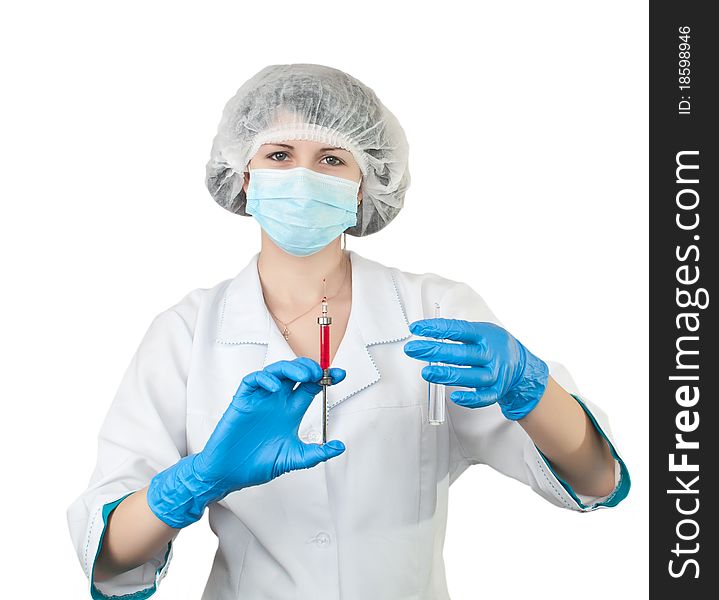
[428,302,446,425]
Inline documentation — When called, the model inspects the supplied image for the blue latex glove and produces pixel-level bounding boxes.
[147,357,346,528]
[404,319,549,421]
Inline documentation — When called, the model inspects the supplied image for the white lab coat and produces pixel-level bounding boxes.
[67,249,629,600]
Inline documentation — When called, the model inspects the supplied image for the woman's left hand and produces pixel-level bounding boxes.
[403,319,550,421]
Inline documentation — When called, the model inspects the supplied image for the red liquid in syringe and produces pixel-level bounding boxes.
[319,296,331,370]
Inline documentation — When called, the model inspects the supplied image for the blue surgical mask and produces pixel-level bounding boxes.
[245,166,360,257]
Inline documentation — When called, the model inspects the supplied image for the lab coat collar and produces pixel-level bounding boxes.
[215,250,411,409]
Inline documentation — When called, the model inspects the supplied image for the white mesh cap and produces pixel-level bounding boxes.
[205,63,411,237]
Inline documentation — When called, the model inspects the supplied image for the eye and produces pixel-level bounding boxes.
[268,151,288,161]
[322,155,345,166]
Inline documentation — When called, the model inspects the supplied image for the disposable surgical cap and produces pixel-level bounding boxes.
[205,63,411,237]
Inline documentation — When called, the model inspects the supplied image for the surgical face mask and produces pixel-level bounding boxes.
[245,166,361,257]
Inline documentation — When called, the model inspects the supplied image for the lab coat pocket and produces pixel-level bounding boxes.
[330,343,425,415]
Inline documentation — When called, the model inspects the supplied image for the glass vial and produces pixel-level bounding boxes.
[428,302,446,425]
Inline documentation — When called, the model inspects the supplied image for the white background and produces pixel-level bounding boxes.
[1,1,647,598]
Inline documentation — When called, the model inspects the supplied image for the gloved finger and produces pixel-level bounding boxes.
[404,339,492,366]
[233,369,283,402]
[289,367,347,415]
[409,318,491,344]
[291,357,324,381]
[327,367,346,385]
[288,439,346,471]
[450,388,501,408]
[263,359,315,389]
[421,364,496,387]
[292,365,347,392]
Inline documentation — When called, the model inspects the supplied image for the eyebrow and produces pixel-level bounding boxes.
[263,143,348,153]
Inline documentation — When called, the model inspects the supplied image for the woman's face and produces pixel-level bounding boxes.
[242,139,363,204]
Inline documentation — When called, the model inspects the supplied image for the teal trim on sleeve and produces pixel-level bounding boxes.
[90,492,173,599]
[536,394,631,510]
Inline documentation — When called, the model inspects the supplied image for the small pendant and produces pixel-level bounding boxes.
[282,326,290,340]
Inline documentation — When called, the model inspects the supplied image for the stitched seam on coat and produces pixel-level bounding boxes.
[84,507,100,575]
[535,458,574,509]
[389,269,411,327]
[217,295,228,341]
[364,270,411,346]
[216,290,268,344]
[262,340,269,365]
[328,343,380,409]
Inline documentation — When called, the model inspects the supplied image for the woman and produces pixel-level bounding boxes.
[67,63,630,599]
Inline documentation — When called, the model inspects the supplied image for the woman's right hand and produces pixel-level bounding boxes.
[147,357,346,529]
[194,357,346,493]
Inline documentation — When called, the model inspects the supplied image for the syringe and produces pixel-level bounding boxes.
[317,281,333,444]
[428,302,446,425]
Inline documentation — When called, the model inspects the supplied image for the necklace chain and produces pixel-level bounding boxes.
[262,243,350,341]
